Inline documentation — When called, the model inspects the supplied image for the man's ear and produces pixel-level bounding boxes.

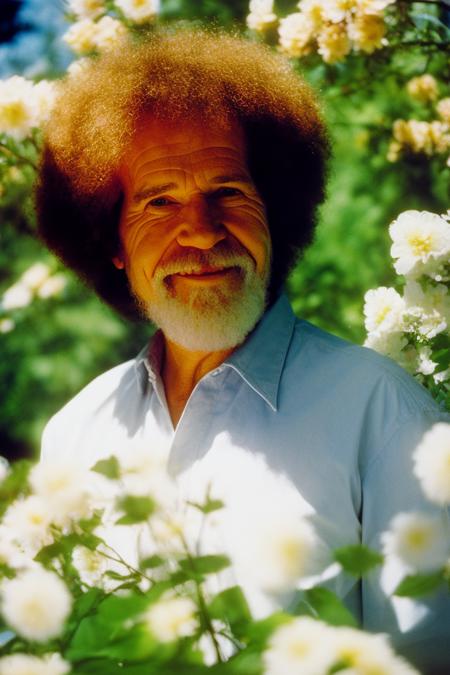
[112,256,125,270]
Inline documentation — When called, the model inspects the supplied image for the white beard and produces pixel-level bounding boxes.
[134,246,269,352]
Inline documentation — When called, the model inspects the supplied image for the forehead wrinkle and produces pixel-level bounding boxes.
[127,144,247,174]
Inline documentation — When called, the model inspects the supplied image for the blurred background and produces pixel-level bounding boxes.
[0,0,449,460]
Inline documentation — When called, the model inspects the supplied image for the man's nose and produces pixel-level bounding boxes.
[176,198,226,249]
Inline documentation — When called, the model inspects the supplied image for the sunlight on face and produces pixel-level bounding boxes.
[114,116,272,351]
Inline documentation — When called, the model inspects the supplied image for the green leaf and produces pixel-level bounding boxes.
[34,531,103,566]
[334,544,383,577]
[304,588,357,627]
[209,586,252,639]
[116,495,156,524]
[140,554,166,570]
[244,612,291,647]
[91,455,121,480]
[179,554,230,576]
[34,541,64,566]
[187,497,225,515]
[394,571,444,597]
[0,562,16,580]
[71,587,105,623]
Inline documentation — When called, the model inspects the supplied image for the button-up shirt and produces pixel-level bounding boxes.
[41,294,450,669]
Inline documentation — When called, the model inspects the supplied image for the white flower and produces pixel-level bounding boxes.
[69,0,105,19]
[389,210,450,278]
[363,286,405,336]
[1,567,72,642]
[403,279,449,339]
[63,18,99,54]
[364,330,409,365]
[413,423,450,506]
[330,626,419,674]
[355,0,396,12]
[34,80,58,125]
[2,495,53,555]
[118,445,175,505]
[434,368,450,384]
[230,502,321,592]
[0,318,15,333]
[0,529,26,569]
[263,617,337,675]
[1,282,33,310]
[67,56,92,78]
[29,460,93,525]
[20,262,51,291]
[143,593,197,642]
[278,13,315,57]
[300,0,327,29]
[0,653,70,675]
[381,512,449,572]
[247,0,277,31]
[37,274,67,299]
[416,345,437,376]
[115,0,160,24]
[72,545,109,586]
[94,15,127,51]
[0,76,39,140]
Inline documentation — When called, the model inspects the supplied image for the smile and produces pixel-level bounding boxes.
[171,266,240,281]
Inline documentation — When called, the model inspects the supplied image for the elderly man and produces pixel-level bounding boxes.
[37,28,449,671]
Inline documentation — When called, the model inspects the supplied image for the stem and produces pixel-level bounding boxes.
[179,534,223,663]
[99,543,153,583]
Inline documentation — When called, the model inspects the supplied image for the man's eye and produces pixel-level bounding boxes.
[215,187,242,198]
[147,197,172,207]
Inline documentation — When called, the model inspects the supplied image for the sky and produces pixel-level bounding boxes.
[0,0,71,78]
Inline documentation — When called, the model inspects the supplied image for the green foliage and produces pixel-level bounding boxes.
[334,544,384,577]
[116,495,157,524]
[301,588,358,628]
[394,570,446,597]
[0,459,32,517]
[92,456,121,481]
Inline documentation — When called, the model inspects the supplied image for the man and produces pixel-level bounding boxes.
[37,27,449,670]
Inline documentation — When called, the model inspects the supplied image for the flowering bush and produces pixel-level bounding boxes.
[363,208,450,408]
[1,432,449,674]
[388,75,450,167]
[247,0,396,63]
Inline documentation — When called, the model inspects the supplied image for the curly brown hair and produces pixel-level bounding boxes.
[36,25,330,320]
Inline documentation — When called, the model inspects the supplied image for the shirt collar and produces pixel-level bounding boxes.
[225,293,296,411]
[134,293,296,411]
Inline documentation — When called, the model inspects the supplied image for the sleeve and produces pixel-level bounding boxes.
[361,406,450,672]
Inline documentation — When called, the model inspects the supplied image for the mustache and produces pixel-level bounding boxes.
[155,241,255,278]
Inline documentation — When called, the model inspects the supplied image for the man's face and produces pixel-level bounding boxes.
[115,116,272,351]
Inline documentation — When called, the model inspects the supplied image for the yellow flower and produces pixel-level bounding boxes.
[436,97,450,124]
[278,13,315,58]
[407,74,439,103]
[317,22,351,63]
[349,13,387,53]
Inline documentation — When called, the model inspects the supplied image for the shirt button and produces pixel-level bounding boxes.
[211,368,222,377]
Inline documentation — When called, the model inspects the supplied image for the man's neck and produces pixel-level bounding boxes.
[161,338,235,428]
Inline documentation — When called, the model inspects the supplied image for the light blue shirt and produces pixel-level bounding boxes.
[42,294,450,670]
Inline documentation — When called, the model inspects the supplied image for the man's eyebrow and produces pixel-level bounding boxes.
[210,173,252,185]
[133,183,178,203]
